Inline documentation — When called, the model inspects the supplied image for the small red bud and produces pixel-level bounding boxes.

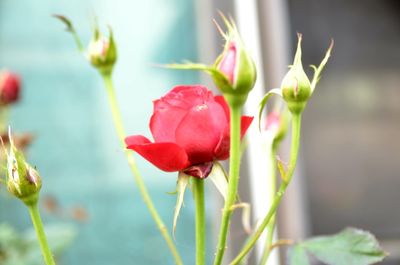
[0,71,20,105]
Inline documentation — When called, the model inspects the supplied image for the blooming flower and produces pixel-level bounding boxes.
[0,70,20,105]
[125,85,253,178]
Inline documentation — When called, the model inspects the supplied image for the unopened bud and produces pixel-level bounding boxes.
[281,34,311,114]
[87,27,117,74]
[5,132,41,206]
[281,34,333,114]
[265,111,288,146]
[212,15,256,106]
[0,70,20,105]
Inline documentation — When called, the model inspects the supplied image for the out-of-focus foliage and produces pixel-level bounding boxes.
[0,223,76,265]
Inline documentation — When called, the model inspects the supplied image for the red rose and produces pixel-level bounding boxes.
[0,70,20,105]
[125,85,253,178]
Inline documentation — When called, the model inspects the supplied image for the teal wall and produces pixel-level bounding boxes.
[0,1,212,264]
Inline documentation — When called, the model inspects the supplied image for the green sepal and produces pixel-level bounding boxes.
[172,172,190,237]
[208,162,229,201]
[310,39,334,93]
[258,88,283,131]
[165,62,233,94]
[53,14,84,52]
[5,131,42,205]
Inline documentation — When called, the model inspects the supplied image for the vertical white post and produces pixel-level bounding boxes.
[233,1,280,264]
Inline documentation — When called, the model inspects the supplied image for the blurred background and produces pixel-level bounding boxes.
[0,0,399,264]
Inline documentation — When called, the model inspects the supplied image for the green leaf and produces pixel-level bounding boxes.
[288,245,310,265]
[24,224,77,255]
[302,227,387,265]
[173,172,190,236]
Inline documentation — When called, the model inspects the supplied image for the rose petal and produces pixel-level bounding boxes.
[214,95,230,120]
[161,85,214,109]
[150,101,187,142]
[241,116,253,139]
[175,101,227,164]
[125,135,190,172]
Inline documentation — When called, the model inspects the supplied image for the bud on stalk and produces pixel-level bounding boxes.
[213,16,257,106]
[0,70,20,105]
[87,27,117,74]
[5,131,41,206]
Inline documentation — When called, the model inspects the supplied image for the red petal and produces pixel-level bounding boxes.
[125,135,190,172]
[241,116,253,139]
[150,101,187,142]
[160,85,214,109]
[214,95,230,120]
[175,102,227,164]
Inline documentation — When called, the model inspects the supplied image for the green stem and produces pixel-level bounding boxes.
[213,104,242,265]
[28,203,56,265]
[101,73,183,265]
[259,146,277,265]
[230,113,302,265]
[193,178,206,265]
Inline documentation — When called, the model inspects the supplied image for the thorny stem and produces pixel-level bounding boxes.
[230,113,302,265]
[101,73,183,265]
[193,178,206,265]
[213,104,242,265]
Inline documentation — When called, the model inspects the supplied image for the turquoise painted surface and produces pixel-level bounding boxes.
[0,1,213,264]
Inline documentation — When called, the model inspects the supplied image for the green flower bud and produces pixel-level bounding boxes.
[87,27,117,74]
[213,15,257,106]
[5,132,41,206]
[281,34,311,114]
[281,33,333,114]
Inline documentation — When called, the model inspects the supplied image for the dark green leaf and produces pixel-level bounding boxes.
[302,227,387,265]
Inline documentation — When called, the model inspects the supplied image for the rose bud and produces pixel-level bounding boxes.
[265,110,288,147]
[281,33,333,114]
[5,132,41,206]
[0,70,20,105]
[166,14,256,107]
[87,27,117,74]
[125,85,253,179]
[281,34,312,114]
[213,16,257,104]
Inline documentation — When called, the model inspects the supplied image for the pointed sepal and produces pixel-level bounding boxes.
[258,88,282,131]
[310,39,334,93]
[172,172,191,236]
[208,162,229,200]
